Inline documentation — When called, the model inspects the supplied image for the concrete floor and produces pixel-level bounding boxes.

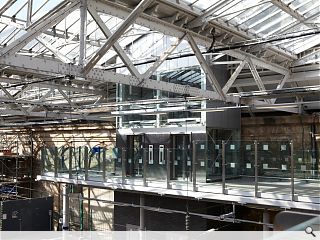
[43,171,320,204]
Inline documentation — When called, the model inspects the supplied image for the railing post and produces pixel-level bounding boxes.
[192,141,197,192]
[254,140,259,197]
[69,147,72,179]
[122,148,126,184]
[222,140,226,194]
[143,148,147,187]
[84,146,88,181]
[102,147,106,182]
[290,140,295,201]
[166,148,171,189]
[54,146,58,177]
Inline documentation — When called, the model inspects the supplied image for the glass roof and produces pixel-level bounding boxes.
[0,0,319,65]
[184,0,320,54]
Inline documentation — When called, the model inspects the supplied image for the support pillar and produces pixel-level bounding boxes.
[62,184,69,231]
[263,209,270,231]
[140,194,145,230]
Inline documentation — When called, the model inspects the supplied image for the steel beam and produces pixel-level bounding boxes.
[292,35,320,54]
[0,1,80,57]
[87,6,141,78]
[0,0,17,15]
[79,0,87,67]
[294,49,320,66]
[222,60,246,94]
[0,54,228,101]
[141,35,185,81]
[247,60,268,92]
[0,108,113,121]
[271,0,317,28]
[82,0,155,75]
[27,0,33,27]
[0,84,28,114]
[90,0,290,76]
[58,88,78,107]
[36,36,72,63]
[187,33,226,100]
[27,89,52,113]
[0,76,105,95]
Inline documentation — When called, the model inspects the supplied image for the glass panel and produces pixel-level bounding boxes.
[146,147,167,188]
[88,146,103,181]
[41,146,56,176]
[225,141,255,196]
[294,150,320,199]
[195,140,223,194]
[71,146,88,179]
[170,138,193,190]
[57,146,71,177]
[124,147,144,186]
[258,141,292,199]
[105,147,122,180]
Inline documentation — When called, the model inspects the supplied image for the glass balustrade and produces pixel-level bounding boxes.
[257,141,292,199]
[58,146,71,177]
[40,140,320,204]
[225,140,255,196]
[194,141,223,194]
[41,146,56,176]
[294,149,320,200]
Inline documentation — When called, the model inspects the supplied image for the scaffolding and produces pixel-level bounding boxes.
[0,133,33,200]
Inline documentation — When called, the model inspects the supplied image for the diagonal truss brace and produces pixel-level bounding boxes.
[270,73,291,104]
[139,34,186,85]
[87,6,141,78]
[247,59,272,104]
[222,59,247,94]
[27,89,52,113]
[0,1,80,57]
[187,33,226,101]
[82,0,155,75]
[0,84,29,114]
[36,36,73,63]
[58,88,78,108]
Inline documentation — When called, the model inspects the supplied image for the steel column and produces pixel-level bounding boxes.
[222,140,226,194]
[263,209,270,231]
[68,147,72,179]
[290,140,295,201]
[254,140,259,197]
[140,194,145,230]
[54,146,58,177]
[122,148,126,184]
[79,0,87,67]
[143,148,147,187]
[62,184,69,231]
[192,141,197,192]
[102,147,106,181]
[84,146,88,181]
[166,148,171,189]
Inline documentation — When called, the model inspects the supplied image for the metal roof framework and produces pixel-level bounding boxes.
[0,0,319,123]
